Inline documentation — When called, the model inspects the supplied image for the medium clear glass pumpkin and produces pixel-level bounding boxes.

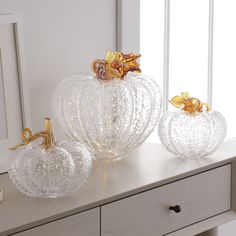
[158,110,227,158]
[8,140,92,198]
[53,72,162,160]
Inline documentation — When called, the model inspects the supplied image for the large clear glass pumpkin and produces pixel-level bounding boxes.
[8,140,92,198]
[53,72,162,160]
[158,110,227,158]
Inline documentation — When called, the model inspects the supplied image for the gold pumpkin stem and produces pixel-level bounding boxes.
[9,118,56,151]
[92,50,141,80]
[169,92,210,114]
[42,118,56,149]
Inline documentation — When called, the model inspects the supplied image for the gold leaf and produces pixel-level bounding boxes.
[181,92,190,100]
[202,103,211,112]
[170,96,184,108]
[170,92,211,114]
[105,50,120,64]
[106,66,121,79]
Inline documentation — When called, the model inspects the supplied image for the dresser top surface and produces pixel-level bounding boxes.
[0,140,236,234]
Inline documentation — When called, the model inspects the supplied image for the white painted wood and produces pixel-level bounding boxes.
[13,16,31,129]
[207,0,214,108]
[138,1,213,111]
[1,141,236,235]
[163,0,170,112]
[0,23,23,172]
[101,165,231,236]
[0,21,22,172]
[128,1,215,111]
[0,51,8,140]
[0,14,31,128]
[212,1,236,140]
[116,0,140,53]
[168,0,209,103]
[231,155,236,212]
[0,14,31,173]
[12,208,100,236]
[0,188,2,203]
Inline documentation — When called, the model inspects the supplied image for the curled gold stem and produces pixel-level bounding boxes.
[9,118,56,151]
[170,92,210,114]
[92,50,141,80]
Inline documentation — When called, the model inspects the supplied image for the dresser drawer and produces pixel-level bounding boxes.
[12,208,100,236]
[101,165,231,236]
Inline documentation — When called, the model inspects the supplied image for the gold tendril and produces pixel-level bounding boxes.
[92,50,141,80]
[170,92,210,114]
[9,118,56,151]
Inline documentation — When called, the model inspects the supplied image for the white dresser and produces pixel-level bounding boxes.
[1,141,236,236]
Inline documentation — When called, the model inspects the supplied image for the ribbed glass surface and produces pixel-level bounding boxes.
[158,110,227,158]
[53,72,162,160]
[8,140,92,198]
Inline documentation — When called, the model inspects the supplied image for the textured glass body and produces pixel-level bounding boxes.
[8,140,92,198]
[53,72,162,160]
[158,110,227,158]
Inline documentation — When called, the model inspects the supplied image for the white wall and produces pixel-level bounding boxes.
[0,0,116,135]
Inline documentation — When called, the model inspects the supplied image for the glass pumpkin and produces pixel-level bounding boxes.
[8,118,92,198]
[52,72,162,160]
[158,110,227,158]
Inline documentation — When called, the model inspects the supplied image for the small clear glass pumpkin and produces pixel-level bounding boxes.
[53,72,162,160]
[8,119,92,198]
[158,110,227,158]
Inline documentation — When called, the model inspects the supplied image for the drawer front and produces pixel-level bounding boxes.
[12,208,100,236]
[101,165,231,236]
